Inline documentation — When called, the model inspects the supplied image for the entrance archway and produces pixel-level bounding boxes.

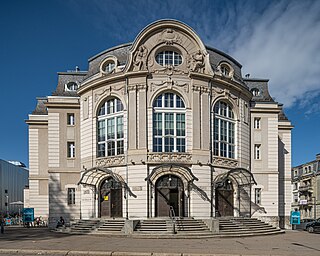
[99,177,123,218]
[155,175,185,217]
[215,179,234,217]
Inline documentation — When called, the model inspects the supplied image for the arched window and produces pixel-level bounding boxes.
[213,101,235,158]
[153,92,186,152]
[97,98,124,157]
[156,51,182,66]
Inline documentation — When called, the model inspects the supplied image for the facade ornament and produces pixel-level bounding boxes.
[148,153,192,163]
[151,77,189,93]
[188,50,206,73]
[158,28,182,45]
[212,157,238,168]
[192,85,210,94]
[94,85,125,102]
[133,45,148,71]
[153,65,188,76]
[96,156,126,167]
[127,84,147,92]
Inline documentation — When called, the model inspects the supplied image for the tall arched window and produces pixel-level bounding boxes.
[213,101,235,158]
[153,92,186,152]
[97,98,124,157]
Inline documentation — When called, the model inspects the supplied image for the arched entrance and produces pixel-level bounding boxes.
[155,175,185,217]
[99,177,123,218]
[215,179,234,217]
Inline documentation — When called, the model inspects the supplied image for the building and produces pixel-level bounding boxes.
[26,20,293,228]
[0,160,29,216]
[291,154,320,219]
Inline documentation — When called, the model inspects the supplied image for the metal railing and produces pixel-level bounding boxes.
[169,206,176,234]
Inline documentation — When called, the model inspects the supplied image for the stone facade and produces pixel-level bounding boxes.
[25,20,293,228]
[292,154,320,220]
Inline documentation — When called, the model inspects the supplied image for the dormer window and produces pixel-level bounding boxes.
[251,88,260,96]
[221,65,230,76]
[100,56,118,74]
[102,61,115,73]
[65,82,78,91]
[156,51,182,66]
[218,62,233,78]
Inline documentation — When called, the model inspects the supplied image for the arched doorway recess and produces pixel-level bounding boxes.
[155,175,185,217]
[214,168,257,217]
[99,177,122,218]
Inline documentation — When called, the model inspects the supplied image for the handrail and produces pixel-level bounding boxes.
[169,206,176,234]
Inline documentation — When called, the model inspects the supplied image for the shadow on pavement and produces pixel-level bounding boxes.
[0,226,79,242]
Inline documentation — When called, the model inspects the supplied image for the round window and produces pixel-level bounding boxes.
[155,51,182,66]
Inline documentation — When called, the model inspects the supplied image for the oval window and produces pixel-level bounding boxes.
[251,88,260,96]
[156,51,182,66]
[102,61,115,73]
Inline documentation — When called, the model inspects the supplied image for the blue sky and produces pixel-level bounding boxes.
[0,0,319,167]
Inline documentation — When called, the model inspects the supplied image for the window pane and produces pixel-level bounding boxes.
[164,137,174,152]
[153,113,162,136]
[117,117,123,138]
[98,143,105,157]
[177,138,185,152]
[116,99,123,112]
[153,138,162,152]
[107,141,115,156]
[117,140,124,155]
[98,120,105,141]
[107,118,115,139]
[165,113,174,135]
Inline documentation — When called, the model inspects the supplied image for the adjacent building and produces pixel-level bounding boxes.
[292,154,320,219]
[26,20,293,228]
[0,160,29,216]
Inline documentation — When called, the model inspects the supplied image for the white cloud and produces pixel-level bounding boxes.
[67,0,320,110]
[228,0,320,108]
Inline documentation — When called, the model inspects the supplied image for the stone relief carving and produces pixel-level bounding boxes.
[151,77,189,93]
[212,157,238,168]
[94,85,125,102]
[212,88,238,105]
[153,65,188,76]
[96,156,125,167]
[148,153,192,163]
[133,45,148,71]
[158,28,182,45]
[188,50,206,73]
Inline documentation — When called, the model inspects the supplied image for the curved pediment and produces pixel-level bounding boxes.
[124,19,214,76]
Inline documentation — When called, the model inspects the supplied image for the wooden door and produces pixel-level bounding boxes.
[155,175,184,217]
[111,188,122,217]
[215,180,234,217]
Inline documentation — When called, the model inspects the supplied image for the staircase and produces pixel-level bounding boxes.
[176,219,212,235]
[95,219,125,234]
[68,219,100,233]
[57,217,285,238]
[134,219,170,233]
[218,217,284,237]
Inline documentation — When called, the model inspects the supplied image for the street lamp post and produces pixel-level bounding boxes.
[313,196,317,219]
[5,195,9,216]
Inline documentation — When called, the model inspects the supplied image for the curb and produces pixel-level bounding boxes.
[0,249,281,256]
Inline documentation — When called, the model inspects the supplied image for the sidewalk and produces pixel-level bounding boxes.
[0,226,320,255]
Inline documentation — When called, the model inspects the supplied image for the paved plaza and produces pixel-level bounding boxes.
[0,226,320,255]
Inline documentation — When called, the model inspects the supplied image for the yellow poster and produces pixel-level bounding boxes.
[104,196,109,201]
